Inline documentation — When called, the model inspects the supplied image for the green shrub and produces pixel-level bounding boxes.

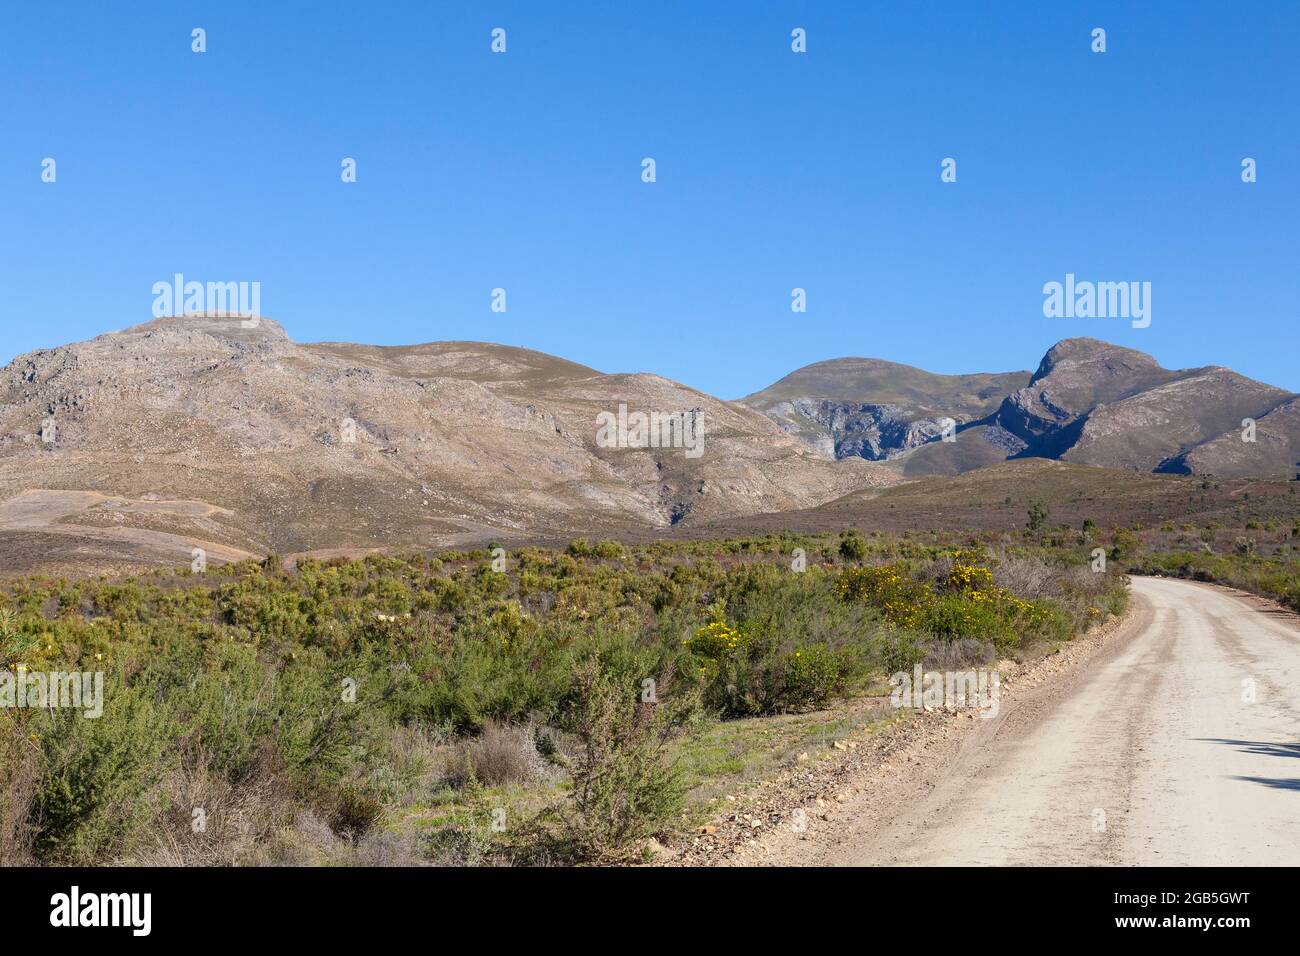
[923,593,1015,645]
[33,681,175,863]
[1110,528,1140,562]
[780,644,860,709]
[877,632,925,675]
[555,655,701,862]
[839,531,867,561]
[1027,502,1049,532]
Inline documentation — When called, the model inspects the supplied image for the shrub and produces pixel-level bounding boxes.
[407,629,569,732]
[1111,528,1140,562]
[839,532,867,561]
[990,554,1055,599]
[32,682,175,863]
[943,564,995,594]
[1027,502,1049,533]
[447,720,546,788]
[833,565,932,628]
[555,656,701,862]
[686,616,863,716]
[592,540,627,560]
[877,632,925,675]
[923,593,1015,646]
[328,783,385,840]
[780,644,859,709]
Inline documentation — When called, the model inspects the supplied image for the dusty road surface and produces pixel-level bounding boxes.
[803,577,1300,866]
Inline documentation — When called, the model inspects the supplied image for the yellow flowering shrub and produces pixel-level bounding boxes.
[686,620,746,660]
[684,620,860,716]
[944,564,995,594]
[837,562,1072,649]
[832,565,932,628]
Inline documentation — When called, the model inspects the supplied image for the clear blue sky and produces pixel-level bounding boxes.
[2,1,1296,397]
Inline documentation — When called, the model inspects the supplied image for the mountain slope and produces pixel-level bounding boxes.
[744,338,1298,478]
[1160,396,1300,477]
[1000,339,1295,473]
[741,358,1029,461]
[0,315,891,567]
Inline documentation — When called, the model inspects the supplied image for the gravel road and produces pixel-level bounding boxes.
[822,577,1300,865]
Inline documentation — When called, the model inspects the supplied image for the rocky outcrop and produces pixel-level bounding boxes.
[742,358,1028,467]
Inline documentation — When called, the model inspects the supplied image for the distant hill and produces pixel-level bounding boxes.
[692,458,1300,537]
[742,338,1298,479]
[740,358,1029,464]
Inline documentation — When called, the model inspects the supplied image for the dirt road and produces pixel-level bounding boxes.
[0,488,257,566]
[765,577,1300,866]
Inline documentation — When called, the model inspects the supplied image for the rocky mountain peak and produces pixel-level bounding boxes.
[1029,337,1162,385]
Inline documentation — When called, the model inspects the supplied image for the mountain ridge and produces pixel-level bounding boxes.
[742,336,1298,479]
[1,317,1295,572]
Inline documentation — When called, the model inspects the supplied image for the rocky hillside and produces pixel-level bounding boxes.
[1000,339,1295,474]
[743,338,1298,479]
[0,315,890,568]
[2,320,1293,573]
[741,358,1029,465]
[1163,397,1300,477]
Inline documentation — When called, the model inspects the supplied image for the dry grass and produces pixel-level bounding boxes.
[0,719,38,866]
[263,810,428,867]
[989,552,1057,600]
[445,720,551,788]
[126,753,294,866]
[920,637,996,670]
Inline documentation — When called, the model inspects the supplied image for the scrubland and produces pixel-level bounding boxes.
[13,510,1294,866]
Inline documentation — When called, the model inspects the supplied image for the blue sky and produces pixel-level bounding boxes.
[2,1,1297,397]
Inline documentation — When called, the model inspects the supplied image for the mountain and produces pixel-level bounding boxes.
[741,358,1030,470]
[742,338,1299,479]
[1161,397,1300,476]
[0,315,890,570]
[998,338,1294,472]
[3,320,1294,574]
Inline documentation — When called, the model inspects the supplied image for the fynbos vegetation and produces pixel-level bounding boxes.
[0,530,1129,865]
